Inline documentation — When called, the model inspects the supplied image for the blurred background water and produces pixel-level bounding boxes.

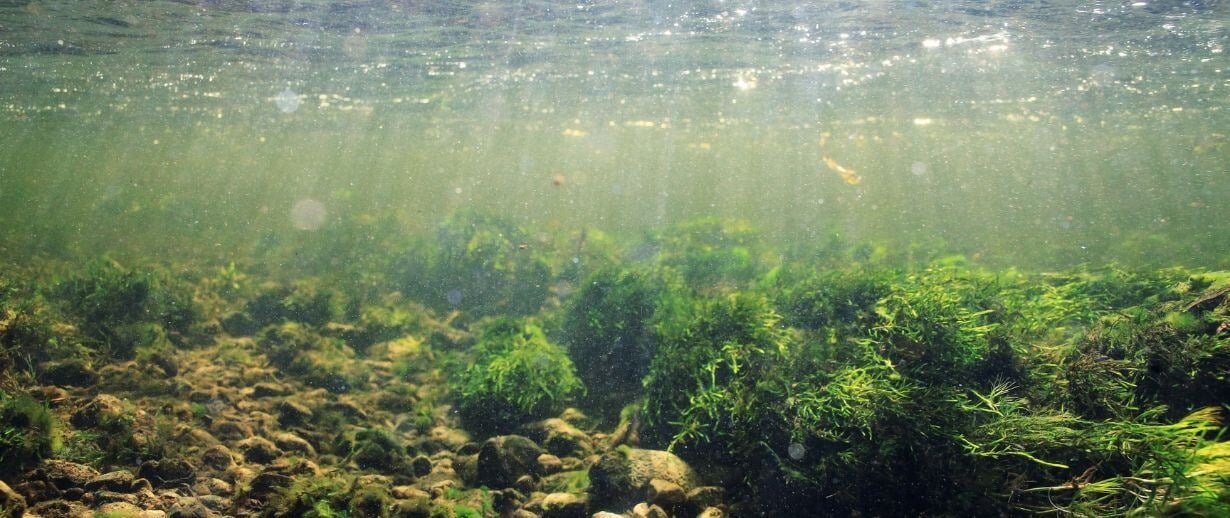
[0,0,1226,267]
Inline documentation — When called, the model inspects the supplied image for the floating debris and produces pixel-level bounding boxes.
[823,156,862,185]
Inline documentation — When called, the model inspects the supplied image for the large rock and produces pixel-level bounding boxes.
[37,360,98,387]
[0,480,25,518]
[69,394,128,431]
[476,435,545,488]
[540,492,588,518]
[36,460,101,490]
[588,448,698,511]
[518,418,594,457]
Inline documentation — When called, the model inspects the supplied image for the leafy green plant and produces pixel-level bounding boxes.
[452,318,582,434]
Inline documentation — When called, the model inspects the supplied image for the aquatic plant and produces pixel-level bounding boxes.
[452,317,582,435]
[640,217,767,293]
[641,292,790,454]
[256,322,367,393]
[54,258,198,357]
[563,266,663,418]
[0,391,61,476]
[401,209,553,318]
[246,279,343,328]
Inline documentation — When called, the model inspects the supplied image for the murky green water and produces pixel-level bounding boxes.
[2,0,1226,267]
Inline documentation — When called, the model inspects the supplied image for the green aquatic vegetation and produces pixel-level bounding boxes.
[867,267,1000,383]
[268,474,354,518]
[341,428,409,473]
[246,280,343,328]
[0,391,61,476]
[0,275,78,375]
[256,322,367,393]
[777,266,895,332]
[404,209,553,317]
[347,299,428,354]
[452,317,582,434]
[641,292,790,453]
[640,217,768,293]
[54,258,198,357]
[563,266,663,418]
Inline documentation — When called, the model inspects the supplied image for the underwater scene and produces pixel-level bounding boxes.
[1,1,1229,517]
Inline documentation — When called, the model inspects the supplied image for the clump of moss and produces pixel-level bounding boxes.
[563,266,663,418]
[398,209,552,318]
[54,258,198,358]
[246,280,342,328]
[0,390,61,476]
[339,428,409,474]
[256,322,367,393]
[266,474,353,517]
[453,318,582,435]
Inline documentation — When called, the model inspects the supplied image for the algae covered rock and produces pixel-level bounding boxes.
[476,435,545,488]
[588,447,698,511]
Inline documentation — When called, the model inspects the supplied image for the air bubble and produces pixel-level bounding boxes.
[788,443,805,460]
[290,198,326,230]
[275,88,301,113]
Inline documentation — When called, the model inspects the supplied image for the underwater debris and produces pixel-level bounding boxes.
[822,156,862,185]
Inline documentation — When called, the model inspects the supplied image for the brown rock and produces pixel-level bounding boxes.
[697,506,726,518]
[477,435,545,488]
[540,492,588,518]
[0,480,25,518]
[69,394,127,431]
[38,460,101,490]
[646,479,685,510]
[236,436,282,464]
[271,432,316,456]
[28,499,90,518]
[536,453,563,475]
[276,400,313,426]
[200,445,236,470]
[85,471,136,492]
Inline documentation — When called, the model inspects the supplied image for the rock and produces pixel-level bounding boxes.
[630,502,668,518]
[209,419,252,441]
[85,471,136,492]
[200,445,236,471]
[97,502,144,515]
[477,435,545,488]
[88,490,137,505]
[271,432,316,456]
[391,486,431,500]
[237,436,282,464]
[514,474,536,495]
[510,510,539,518]
[592,513,623,518]
[0,480,26,518]
[410,455,433,477]
[138,459,196,486]
[197,495,232,513]
[168,497,213,518]
[697,506,726,518]
[588,449,698,510]
[244,471,292,501]
[251,382,290,398]
[414,426,470,453]
[38,460,101,490]
[28,499,91,518]
[220,311,259,336]
[536,454,563,475]
[490,488,526,514]
[69,394,128,431]
[521,418,594,457]
[324,400,368,420]
[37,360,98,387]
[276,400,314,426]
[685,486,725,513]
[540,492,588,518]
[646,479,685,510]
